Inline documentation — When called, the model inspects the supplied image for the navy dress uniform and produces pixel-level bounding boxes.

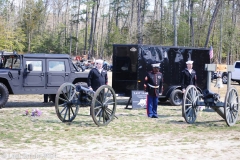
[181,60,197,92]
[87,59,108,91]
[144,63,163,118]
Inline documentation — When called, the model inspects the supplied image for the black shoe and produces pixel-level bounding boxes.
[152,115,158,118]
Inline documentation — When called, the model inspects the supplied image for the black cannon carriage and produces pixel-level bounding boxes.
[182,64,239,126]
[54,82,117,126]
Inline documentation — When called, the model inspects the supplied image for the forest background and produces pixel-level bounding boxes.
[0,0,239,64]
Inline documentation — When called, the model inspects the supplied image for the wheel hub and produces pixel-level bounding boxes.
[229,103,235,111]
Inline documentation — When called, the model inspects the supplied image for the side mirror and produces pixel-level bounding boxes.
[28,64,33,71]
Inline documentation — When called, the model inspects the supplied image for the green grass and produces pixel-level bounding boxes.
[1,98,240,158]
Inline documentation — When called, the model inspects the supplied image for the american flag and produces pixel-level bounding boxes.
[209,46,213,59]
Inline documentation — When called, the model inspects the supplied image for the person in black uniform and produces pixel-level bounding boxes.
[181,60,197,93]
[144,62,163,118]
[87,59,108,91]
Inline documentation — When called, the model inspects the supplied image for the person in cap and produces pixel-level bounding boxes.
[144,62,163,118]
[181,60,197,93]
[88,59,108,91]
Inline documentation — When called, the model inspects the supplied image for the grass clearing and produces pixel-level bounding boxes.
[0,81,240,159]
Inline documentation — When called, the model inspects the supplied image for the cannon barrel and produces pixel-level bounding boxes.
[75,84,95,97]
[203,89,221,105]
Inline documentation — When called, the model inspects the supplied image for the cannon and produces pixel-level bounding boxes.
[182,64,239,126]
[55,82,117,126]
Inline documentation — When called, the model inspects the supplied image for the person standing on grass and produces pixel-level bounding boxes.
[181,60,197,94]
[144,62,163,118]
[87,59,108,91]
[87,59,108,116]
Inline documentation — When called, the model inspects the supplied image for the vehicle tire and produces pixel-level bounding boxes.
[49,94,56,103]
[222,73,228,84]
[159,98,167,102]
[169,89,183,106]
[0,83,9,108]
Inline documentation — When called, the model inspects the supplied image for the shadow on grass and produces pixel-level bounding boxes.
[43,118,98,127]
[4,102,54,108]
[168,119,226,126]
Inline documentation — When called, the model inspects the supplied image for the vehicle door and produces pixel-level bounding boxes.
[23,59,45,87]
[47,59,70,87]
[3,55,22,89]
[232,62,240,80]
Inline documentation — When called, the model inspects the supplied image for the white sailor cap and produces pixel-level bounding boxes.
[95,59,103,64]
[151,63,161,68]
[186,60,194,64]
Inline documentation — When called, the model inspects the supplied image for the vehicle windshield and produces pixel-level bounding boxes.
[1,55,21,69]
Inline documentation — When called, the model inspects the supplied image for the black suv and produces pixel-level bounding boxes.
[0,51,88,108]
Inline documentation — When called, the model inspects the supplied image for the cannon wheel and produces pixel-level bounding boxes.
[182,85,200,124]
[55,83,79,122]
[91,85,117,126]
[224,87,239,126]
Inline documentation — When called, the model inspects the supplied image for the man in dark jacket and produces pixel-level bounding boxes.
[181,60,197,93]
[144,63,163,118]
[87,59,108,91]
[87,59,108,116]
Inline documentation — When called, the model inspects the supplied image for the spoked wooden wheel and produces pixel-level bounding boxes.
[91,85,117,126]
[182,85,200,124]
[224,87,239,126]
[55,83,79,122]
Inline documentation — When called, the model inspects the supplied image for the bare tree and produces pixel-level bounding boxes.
[173,0,177,46]
[75,0,81,55]
[137,0,143,44]
[84,2,89,55]
[88,0,99,58]
[204,0,222,47]
[189,0,194,46]
[64,0,69,47]
[160,0,163,44]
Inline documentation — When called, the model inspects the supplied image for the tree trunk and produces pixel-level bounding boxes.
[100,12,105,58]
[141,0,146,42]
[129,0,135,43]
[64,0,69,47]
[137,0,143,44]
[75,0,81,55]
[92,0,100,58]
[84,4,89,55]
[189,0,194,46]
[204,0,221,47]
[160,0,163,44]
[173,0,177,46]
[196,0,207,46]
[219,0,224,63]
[88,1,95,58]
